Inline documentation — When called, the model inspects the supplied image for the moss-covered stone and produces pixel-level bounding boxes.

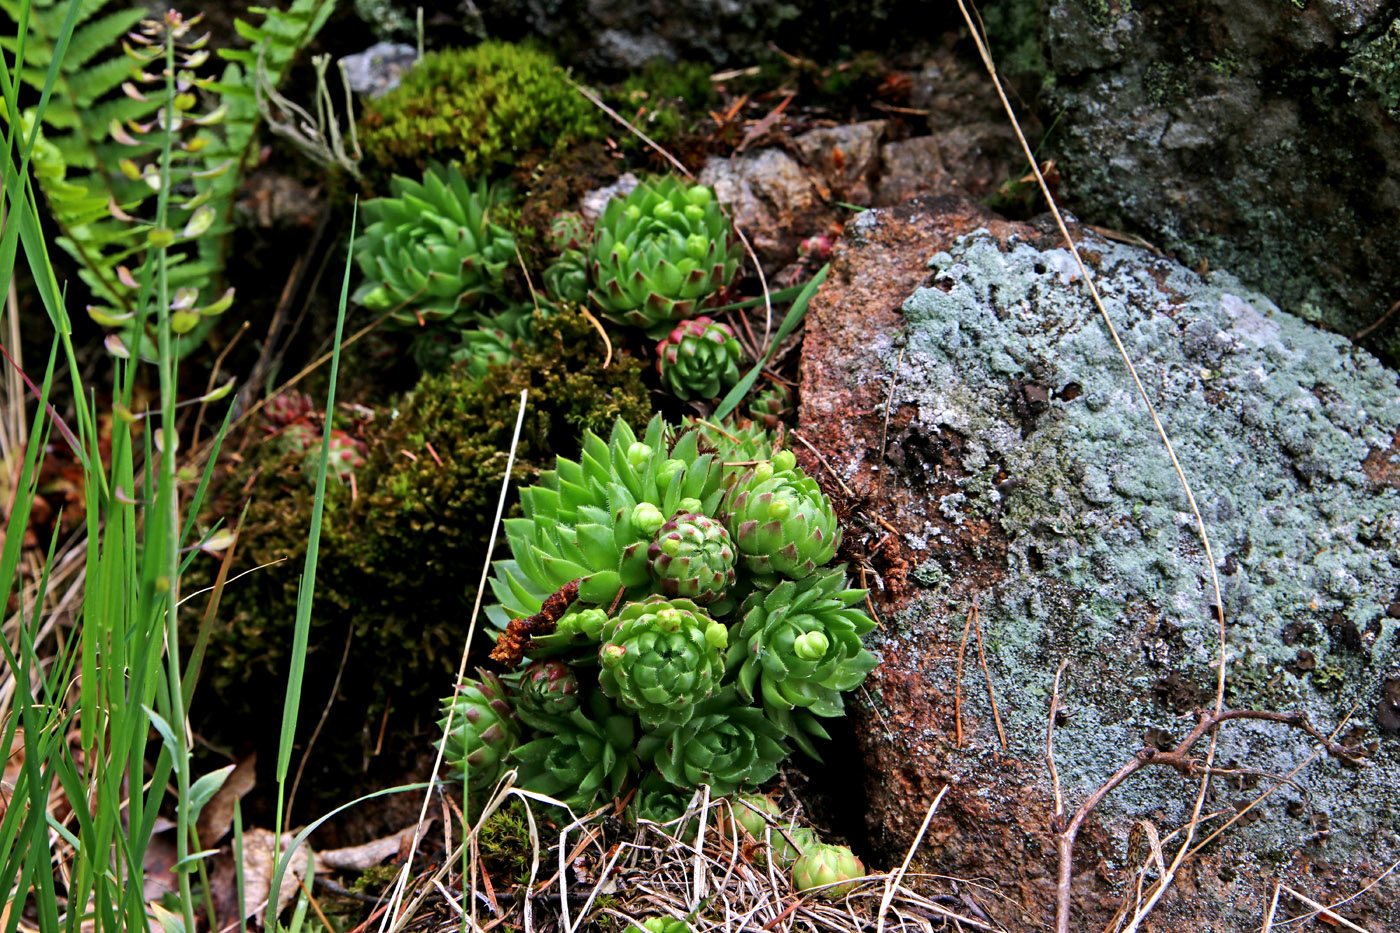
[194,309,650,809]
[357,42,607,184]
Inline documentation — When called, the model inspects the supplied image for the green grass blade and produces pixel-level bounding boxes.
[713,263,829,421]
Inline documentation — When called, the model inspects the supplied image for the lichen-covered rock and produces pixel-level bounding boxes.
[800,197,1400,927]
[1011,0,1400,360]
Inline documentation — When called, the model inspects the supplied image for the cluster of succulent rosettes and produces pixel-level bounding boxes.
[656,317,745,400]
[726,795,865,897]
[352,164,515,328]
[589,177,742,336]
[723,450,840,581]
[462,415,871,812]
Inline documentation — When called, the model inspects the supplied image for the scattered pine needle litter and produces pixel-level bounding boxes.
[392,781,1005,933]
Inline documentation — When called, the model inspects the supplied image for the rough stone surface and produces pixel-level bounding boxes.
[799,197,1400,928]
[700,119,1017,274]
[468,1,960,74]
[1020,0,1400,358]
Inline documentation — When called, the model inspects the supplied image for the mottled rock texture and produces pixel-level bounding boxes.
[468,0,958,73]
[992,0,1400,359]
[800,197,1400,929]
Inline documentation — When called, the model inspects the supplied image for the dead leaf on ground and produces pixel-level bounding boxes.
[316,822,427,872]
[240,827,309,921]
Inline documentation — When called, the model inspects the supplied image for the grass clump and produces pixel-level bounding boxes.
[357,42,607,182]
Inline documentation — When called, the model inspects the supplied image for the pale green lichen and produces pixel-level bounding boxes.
[886,229,1400,864]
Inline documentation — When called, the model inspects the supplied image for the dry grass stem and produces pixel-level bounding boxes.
[381,389,529,930]
[876,784,948,933]
[954,602,975,748]
[877,344,906,466]
[972,598,1007,752]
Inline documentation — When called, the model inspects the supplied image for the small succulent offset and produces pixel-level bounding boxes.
[353,164,516,328]
[792,843,865,898]
[656,317,745,400]
[589,178,742,336]
[442,415,876,814]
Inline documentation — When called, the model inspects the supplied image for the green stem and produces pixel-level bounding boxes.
[153,20,196,933]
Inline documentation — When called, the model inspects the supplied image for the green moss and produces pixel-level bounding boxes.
[357,42,607,184]
[194,308,650,806]
[477,799,535,884]
[981,0,1050,85]
[1344,17,1400,118]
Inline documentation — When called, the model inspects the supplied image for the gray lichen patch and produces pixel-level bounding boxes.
[891,228,1400,861]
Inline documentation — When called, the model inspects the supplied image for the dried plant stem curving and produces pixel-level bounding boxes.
[379,389,529,931]
[1052,707,1362,933]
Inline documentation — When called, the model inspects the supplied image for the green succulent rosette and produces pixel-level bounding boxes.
[544,249,589,304]
[792,843,865,898]
[549,211,588,251]
[722,450,840,580]
[513,658,581,731]
[598,595,729,728]
[588,177,742,336]
[439,670,519,794]
[631,772,694,825]
[647,512,736,605]
[728,793,782,839]
[352,164,515,327]
[656,316,744,400]
[772,825,820,870]
[511,690,637,811]
[486,417,727,629]
[747,381,794,430]
[687,417,779,467]
[642,918,692,933]
[638,690,789,797]
[729,568,877,758]
[301,430,366,485]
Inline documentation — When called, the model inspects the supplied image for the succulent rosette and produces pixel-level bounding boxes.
[302,430,366,484]
[439,670,519,793]
[647,512,736,604]
[792,843,865,898]
[773,825,821,870]
[722,450,840,580]
[632,772,695,825]
[728,793,782,840]
[486,417,726,627]
[276,421,320,457]
[747,382,793,430]
[512,659,581,731]
[549,211,588,251]
[544,250,589,304]
[598,596,729,728]
[478,415,879,814]
[729,568,878,758]
[639,690,789,796]
[642,918,692,933]
[588,177,742,336]
[511,690,637,810]
[352,164,515,327]
[656,317,744,400]
[263,391,314,427]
